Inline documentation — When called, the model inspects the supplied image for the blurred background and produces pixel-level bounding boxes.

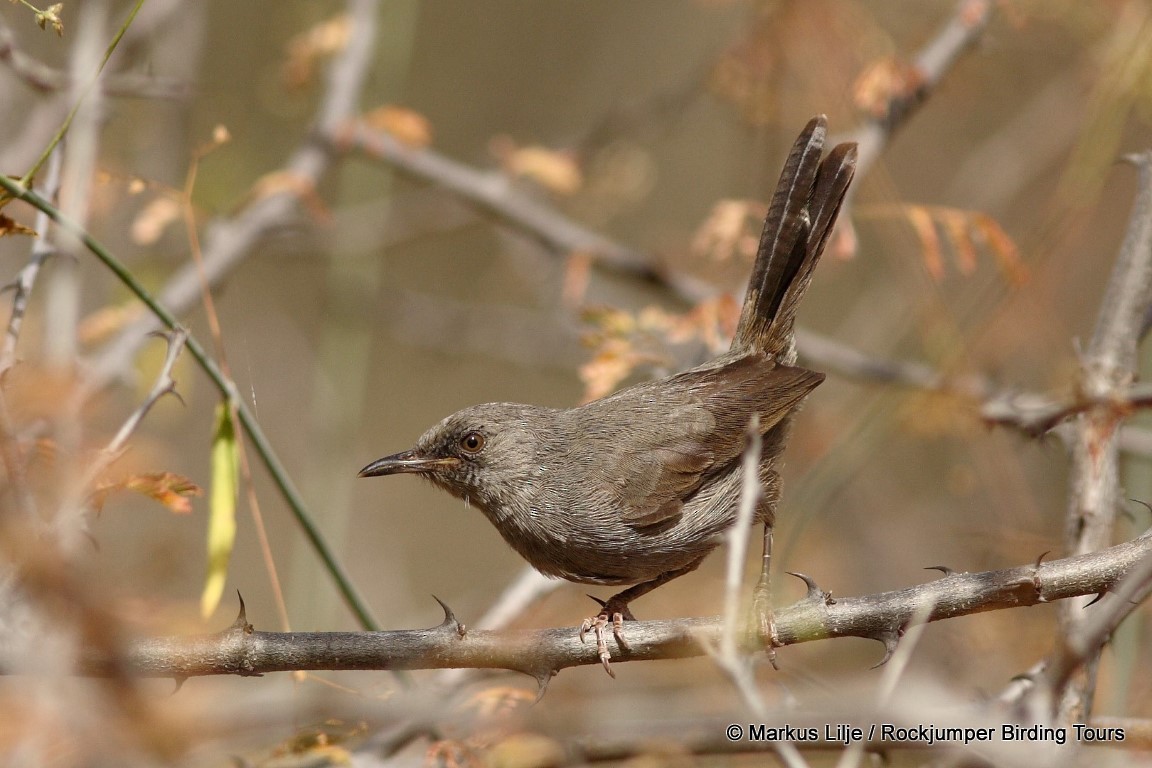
[1,0,1151,763]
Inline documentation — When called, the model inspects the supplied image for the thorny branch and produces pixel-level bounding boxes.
[62,529,1152,683]
[1045,150,1152,723]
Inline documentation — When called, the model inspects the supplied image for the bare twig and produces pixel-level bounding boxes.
[338,119,654,276]
[0,157,382,634]
[84,0,381,393]
[836,0,994,180]
[62,528,1152,680]
[1,147,62,375]
[711,416,765,716]
[108,331,185,457]
[0,19,189,100]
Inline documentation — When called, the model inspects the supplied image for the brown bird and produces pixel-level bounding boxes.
[360,116,856,673]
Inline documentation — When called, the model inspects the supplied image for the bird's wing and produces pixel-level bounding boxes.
[607,355,823,527]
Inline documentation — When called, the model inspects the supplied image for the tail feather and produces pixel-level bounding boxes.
[731,116,857,357]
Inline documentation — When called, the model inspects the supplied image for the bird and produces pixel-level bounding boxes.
[360,116,857,674]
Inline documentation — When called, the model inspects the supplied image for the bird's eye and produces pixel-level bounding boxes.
[459,431,486,454]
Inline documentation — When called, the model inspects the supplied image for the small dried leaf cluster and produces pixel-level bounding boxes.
[578,296,740,401]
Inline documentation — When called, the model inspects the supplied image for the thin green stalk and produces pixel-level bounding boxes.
[0,172,382,633]
[16,0,148,189]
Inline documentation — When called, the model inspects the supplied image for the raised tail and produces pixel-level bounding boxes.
[731,116,857,357]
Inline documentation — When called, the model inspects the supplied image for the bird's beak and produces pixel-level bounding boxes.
[358,450,459,477]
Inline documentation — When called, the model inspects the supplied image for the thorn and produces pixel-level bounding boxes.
[924,565,954,576]
[1083,590,1106,608]
[230,592,252,632]
[587,594,608,609]
[166,387,187,408]
[172,676,186,695]
[1128,498,1152,522]
[431,595,462,633]
[1034,551,1050,568]
[870,631,900,669]
[786,571,829,603]
[533,670,556,702]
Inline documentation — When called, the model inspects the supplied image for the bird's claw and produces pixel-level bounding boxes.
[579,610,628,677]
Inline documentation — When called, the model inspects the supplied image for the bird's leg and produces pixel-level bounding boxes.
[752,520,778,667]
[579,559,703,677]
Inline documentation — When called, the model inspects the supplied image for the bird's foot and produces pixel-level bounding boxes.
[578,598,634,677]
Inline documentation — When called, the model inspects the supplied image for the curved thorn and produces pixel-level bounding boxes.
[532,670,555,703]
[1083,590,1106,608]
[785,571,824,601]
[1034,551,1051,569]
[172,676,187,695]
[1127,498,1152,522]
[870,631,901,669]
[230,591,250,631]
[165,386,187,408]
[431,595,459,630]
[924,565,954,577]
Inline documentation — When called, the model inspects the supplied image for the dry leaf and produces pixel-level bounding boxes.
[130,194,182,246]
[283,14,350,89]
[485,734,565,768]
[504,145,583,195]
[690,199,764,263]
[869,204,1026,284]
[561,251,592,307]
[241,170,330,224]
[363,105,433,149]
[905,205,944,280]
[93,472,203,515]
[78,303,144,345]
[852,56,925,118]
[463,686,535,718]
[0,214,36,237]
[36,4,64,36]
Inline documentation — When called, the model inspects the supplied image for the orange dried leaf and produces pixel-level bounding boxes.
[243,171,330,225]
[463,686,535,717]
[93,472,203,515]
[363,105,433,149]
[0,214,36,237]
[579,340,639,402]
[130,194,182,246]
[506,146,583,195]
[125,472,202,515]
[973,213,1028,286]
[78,303,144,345]
[940,208,978,275]
[691,199,762,263]
[904,205,944,280]
[852,56,924,118]
[561,251,592,307]
[283,14,351,89]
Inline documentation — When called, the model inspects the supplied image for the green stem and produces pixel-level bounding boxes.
[0,172,382,633]
[18,0,148,188]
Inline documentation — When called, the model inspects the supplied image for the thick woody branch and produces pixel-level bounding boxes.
[64,529,1152,682]
[1052,150,1152,722]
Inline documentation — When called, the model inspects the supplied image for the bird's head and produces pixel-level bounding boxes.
[358,402,553,518]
